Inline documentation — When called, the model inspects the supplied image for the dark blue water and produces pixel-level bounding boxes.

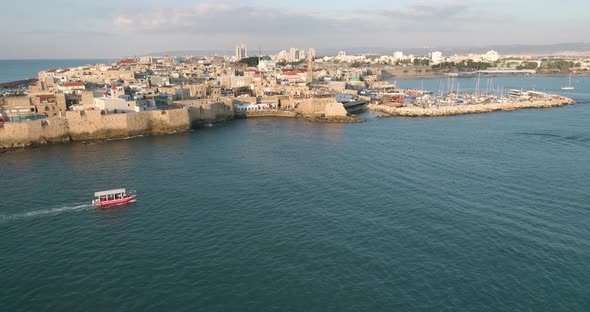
[1,77,590,311]
[0,59,112,83]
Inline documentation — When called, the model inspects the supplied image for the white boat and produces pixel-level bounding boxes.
[561,74,574,90]
[93,189,137,208]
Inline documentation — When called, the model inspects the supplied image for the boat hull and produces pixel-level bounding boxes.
[94,195,137,208]
[342,99,369,113]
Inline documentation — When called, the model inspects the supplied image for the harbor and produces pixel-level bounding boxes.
[370,95,575,117]
[3,0,590,308]
[0,50,586,151]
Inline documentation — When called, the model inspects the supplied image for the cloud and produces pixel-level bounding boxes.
[111,3,365,35]
[379,1,471,20]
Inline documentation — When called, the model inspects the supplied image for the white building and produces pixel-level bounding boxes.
[276,50,288,62]
[483,50,500,62]
[139,56,153,64]
[431,51,443,65]
[235,44,248,60]
[93,96,146,113]
[233,102,271,112]
[393,51,404,61]
[308,48,316,60]
[258,59,277,70]
[289,48,297,62]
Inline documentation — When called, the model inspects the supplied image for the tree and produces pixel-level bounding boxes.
[516,62,538,70]
[239,57,260,67]
[543,60,573,71]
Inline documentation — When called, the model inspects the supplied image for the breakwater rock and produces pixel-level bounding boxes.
[304,115,365,123]
[369,96,576,117]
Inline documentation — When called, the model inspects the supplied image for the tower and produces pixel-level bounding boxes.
[235,46,241,60]
[307,52,314,83]
[242,44,248,59]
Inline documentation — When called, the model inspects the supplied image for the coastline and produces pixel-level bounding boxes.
[382,72,590,80]
[2,73,588,87]
[369,96,576,117]
[0,78,37,88]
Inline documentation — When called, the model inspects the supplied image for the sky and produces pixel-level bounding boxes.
[1,0,589,59]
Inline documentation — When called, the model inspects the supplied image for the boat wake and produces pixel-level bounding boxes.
[0,203,92,223]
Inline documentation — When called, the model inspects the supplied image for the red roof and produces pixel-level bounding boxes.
[58,69,71,74]
[117,59,136,65]
[283,69,306,75]
[47,69,57,73]
[63,82,85,87]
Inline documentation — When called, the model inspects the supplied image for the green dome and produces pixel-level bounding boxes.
[262,55,272,61]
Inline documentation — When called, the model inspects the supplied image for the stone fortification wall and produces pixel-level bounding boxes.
[0,118,70,148]
[294,97,347,118]
[0,108,201,149]
[176,100,234,127]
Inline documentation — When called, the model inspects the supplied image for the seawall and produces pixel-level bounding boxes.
[369,96,576,117]
[0,102,234,149]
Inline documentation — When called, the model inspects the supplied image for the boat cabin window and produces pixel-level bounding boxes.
[108,194,114,201]
[100,196,107,202]
[115,193,122,199]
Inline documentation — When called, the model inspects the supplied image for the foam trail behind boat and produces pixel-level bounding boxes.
[0,203,92,223]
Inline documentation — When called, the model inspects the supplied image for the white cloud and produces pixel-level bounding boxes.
[110,3,366,35]
[379,1,471,19]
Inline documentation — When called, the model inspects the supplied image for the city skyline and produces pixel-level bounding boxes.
[1,0,589,59]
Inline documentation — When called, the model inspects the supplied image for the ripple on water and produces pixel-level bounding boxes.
[2,82,590,311]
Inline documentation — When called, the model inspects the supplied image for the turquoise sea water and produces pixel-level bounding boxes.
[0,59,112,83]
[1,77,590,311]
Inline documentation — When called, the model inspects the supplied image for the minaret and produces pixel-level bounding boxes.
[307,51,314,83]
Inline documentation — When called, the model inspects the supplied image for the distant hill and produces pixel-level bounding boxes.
[144,50,233,57]
[319,43,590,56]
[147,43,590,58]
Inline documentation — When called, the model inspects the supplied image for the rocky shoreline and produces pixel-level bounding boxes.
[369,96,576,117]
[304,114,365,123]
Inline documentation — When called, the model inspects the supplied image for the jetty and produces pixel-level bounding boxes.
[370,93,575,117]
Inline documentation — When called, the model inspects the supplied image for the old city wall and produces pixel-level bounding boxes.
[66,110,130,140]
[294,98,347,117]
[0,117,70,148]
[180,101,235,127]
[0,107,219,149]
[125,109,191,136]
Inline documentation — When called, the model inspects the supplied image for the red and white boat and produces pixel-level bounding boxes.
[93,189,137,208]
